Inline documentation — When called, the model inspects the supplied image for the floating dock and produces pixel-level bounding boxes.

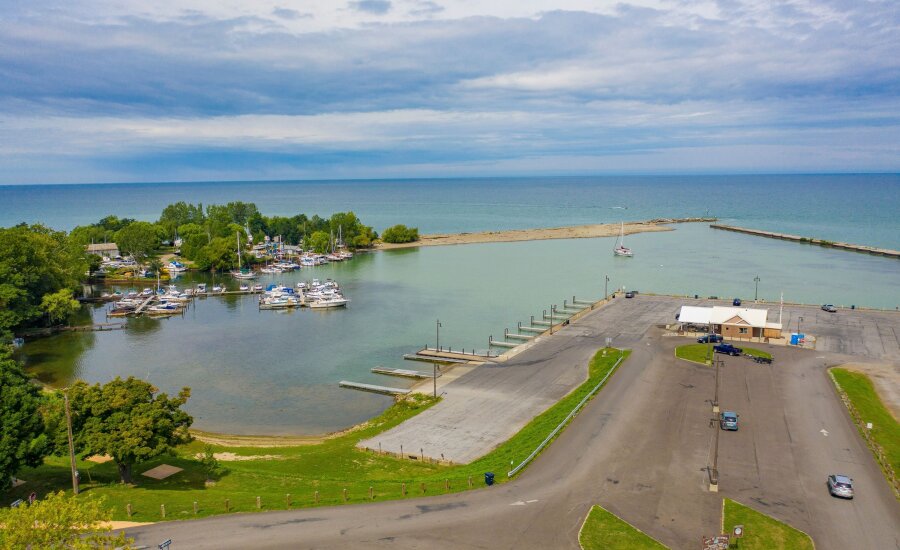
[403,354,471,364]
[371,367,435,379]
[711,224,900,259]
[339,381,410,395]
[415,348,496,361]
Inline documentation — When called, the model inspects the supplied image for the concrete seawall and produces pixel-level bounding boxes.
[710,224,899,259]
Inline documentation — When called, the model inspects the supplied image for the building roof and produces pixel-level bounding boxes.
[85,243,119,252]
[678,305,776,328]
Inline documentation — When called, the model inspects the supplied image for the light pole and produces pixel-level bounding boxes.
[754,275,760,302]
[604,275,610,300]
[64,389,79,495]
[435,319,442,351]
[797,316,803,335]
[433,361,438,397]
[713,356,722,413]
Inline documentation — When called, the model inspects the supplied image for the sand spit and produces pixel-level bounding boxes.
[375,218,716,250]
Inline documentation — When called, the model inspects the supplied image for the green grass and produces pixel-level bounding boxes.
[675,344,771,364]
[6,348,628,521]
[831,368,900,486]
[579,505,667,549]
[723,499,813,550]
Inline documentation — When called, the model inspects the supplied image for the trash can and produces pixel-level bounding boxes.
[851,305,855,310]
[484,472,495,486]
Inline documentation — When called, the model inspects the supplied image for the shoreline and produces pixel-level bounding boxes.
[374,217,716,249]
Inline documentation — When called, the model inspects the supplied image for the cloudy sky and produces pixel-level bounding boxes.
[0,0,897,184]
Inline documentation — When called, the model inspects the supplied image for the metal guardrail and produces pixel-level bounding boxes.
[507,351,625,477]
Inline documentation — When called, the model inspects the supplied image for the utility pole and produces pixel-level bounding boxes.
[64,390,79,495]
[433,361,438,397]
[754,275,760,302]
[713,356,722,413]
[435,319,442,351]
[604,275,610,300]
[797,316,803,335]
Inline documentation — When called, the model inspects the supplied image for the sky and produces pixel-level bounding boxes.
[0,0,898,184]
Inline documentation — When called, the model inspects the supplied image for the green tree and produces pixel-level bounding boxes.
[67,377,192,484]
[158,201,205,235]
[195,236,237,271]
[114,221,159,265]
[40,288,81,326]
[0,491,132,549]
[381,224,419,244]
[0,224,85,337]
[308,231,331,254]
[0,349,48,489]
[200,444,223,482]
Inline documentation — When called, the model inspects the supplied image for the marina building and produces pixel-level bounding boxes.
[678,305,783,339]
[85,242,120,259]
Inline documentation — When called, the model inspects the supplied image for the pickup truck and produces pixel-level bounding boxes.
[714,343,743,356]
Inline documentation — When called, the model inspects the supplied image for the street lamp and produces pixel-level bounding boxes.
[797,316,803,335]
[435,319,442,351]
[604,275,610,300]
[754,275,761,302]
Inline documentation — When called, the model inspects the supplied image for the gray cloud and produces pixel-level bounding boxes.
[348,0,391,15]
[410,1,443,16]
[271,7,313,20]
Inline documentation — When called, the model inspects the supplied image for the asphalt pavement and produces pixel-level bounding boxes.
[127,296,900,549]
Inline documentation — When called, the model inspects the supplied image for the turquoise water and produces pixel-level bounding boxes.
[2,174,899,248]
[16,223,900,435]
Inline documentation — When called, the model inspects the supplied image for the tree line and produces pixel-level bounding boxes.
[1,346,192,489]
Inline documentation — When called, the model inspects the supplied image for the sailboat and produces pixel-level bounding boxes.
[231,232,257,279]
[613,222,633,257]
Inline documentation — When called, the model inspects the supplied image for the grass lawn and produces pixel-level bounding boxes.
[675,344,772,364]
[6,348,628,521]
[723,499,813,550]
[830,368,900,487]
[579,505,667,549]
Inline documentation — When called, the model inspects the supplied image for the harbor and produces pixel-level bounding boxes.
[14,222,900,436]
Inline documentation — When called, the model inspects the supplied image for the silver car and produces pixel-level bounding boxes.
[827,474,854,499]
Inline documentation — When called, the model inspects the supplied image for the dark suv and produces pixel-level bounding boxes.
[697,334,723,343]
[714,343,743,356]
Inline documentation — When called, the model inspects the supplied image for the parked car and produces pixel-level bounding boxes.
[714,343,743,356]
[697,334,723,343]
[822,304,837,313]
[827,474,854,499]
[719,411,739,431]
[733,298,742,306]
[625,291,635,298]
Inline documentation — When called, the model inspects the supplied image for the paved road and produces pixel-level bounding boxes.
[127,296,900,549]
[363,296,899,464]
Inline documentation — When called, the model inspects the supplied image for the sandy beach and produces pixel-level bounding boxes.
[375,217,716,249]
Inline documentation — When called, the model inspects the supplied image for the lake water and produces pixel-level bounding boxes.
[2,174,899,249]
[15,222,900,435]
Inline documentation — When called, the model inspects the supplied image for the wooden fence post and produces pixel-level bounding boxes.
[256,496,261,509]
[160,504,165,519]
[343,488,348,502]
[126,503,132,519]
[369,486,374,500]
[401,482,406,496]
[314,491,319,505]
[192,501,198,515]
[225,498,230,512]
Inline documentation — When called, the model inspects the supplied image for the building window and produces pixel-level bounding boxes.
[739,328,748,334]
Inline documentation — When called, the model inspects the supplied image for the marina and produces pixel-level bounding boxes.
[14,221,900,436]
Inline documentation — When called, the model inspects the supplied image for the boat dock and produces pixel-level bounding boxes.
[133,294,157,314]
[414,348,496,362]
[711,224,900,259]
[338,381,410,395]
[371,367,435,379]
[489,296,602,349]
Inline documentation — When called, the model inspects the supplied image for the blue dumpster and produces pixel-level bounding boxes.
[484,472,495,486]
[790,333,805,345]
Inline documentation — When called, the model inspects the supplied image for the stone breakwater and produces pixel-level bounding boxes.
[711,224,900,259]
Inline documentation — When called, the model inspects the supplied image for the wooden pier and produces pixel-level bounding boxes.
[371,367,435,379]
[711,224,900,259]
[339,381,410,395]
[133,294,157,314]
